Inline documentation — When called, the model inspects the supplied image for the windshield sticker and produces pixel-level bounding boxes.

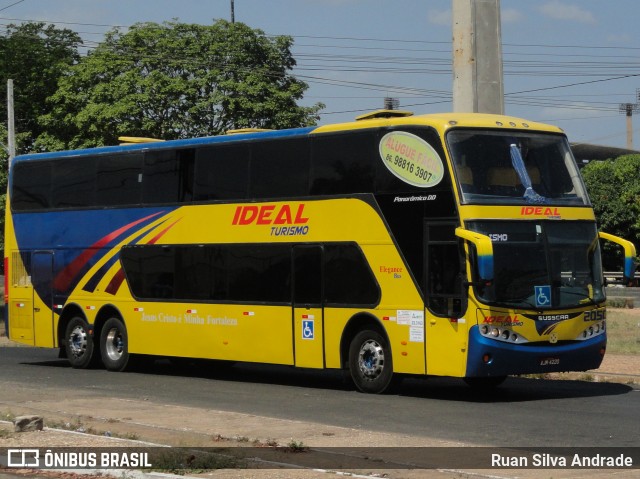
[534,285,552,308]
[380,131,444,188]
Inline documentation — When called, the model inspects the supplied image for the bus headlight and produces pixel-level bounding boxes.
[479,325,528,344]
[576,321,606,341]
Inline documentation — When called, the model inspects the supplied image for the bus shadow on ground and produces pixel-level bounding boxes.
[117,355,640,402]
[20,353,634,403]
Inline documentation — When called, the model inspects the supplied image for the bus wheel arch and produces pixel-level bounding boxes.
[341,313,396,394]
[96,307,129,372]
[59,306,96,369]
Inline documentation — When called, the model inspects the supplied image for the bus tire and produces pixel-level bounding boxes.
[100,318,129,372]
[64,317,95,369]
[348,329,395,394]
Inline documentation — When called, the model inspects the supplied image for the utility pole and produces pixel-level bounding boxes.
[452,0,504,114]
[230,0,235,23]
[7,79,16,167]
[619,100,639,150]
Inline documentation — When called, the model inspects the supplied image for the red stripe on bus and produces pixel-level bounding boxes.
[147,219,182,244]
[105,268,126,295]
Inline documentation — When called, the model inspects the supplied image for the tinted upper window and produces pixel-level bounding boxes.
[96,154,143,206]
[12,126,450,212]
[311,131,376,194]
[52,157,96,208]
[251,138,310,198]
[194,145,249,201]
[12,161,52,210]
[143,149,194,204]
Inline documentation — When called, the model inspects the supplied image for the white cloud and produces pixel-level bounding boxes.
[431,7,520,27]
[538,1,596,24]
[501,8,522,24]
[607,33,633,44]
[428,8,451,27]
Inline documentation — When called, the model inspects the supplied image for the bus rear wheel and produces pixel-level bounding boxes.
[100,318,129,372]
[348,329,395,394]
[64,317,95,369]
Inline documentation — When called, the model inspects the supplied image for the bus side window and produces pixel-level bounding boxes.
[143,149,195,204]
[310,132,376,195]
[97,154,143,206]
[52,156,96,208]
[12,160,52,211]
[194,145,249,201]
[251,138,310,199]
[425,223,466,317]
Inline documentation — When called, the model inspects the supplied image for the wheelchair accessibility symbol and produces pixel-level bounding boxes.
[302,320,315,340]
[535,285,551,307]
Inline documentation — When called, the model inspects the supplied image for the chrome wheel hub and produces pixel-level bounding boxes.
[358,339,385,380]
[105,328,124,361]
[69,326,88,358]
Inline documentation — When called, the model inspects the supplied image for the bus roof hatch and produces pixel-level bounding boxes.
[118,136,165,145]
[355,109,414,121]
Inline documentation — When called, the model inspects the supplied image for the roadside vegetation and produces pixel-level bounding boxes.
[606,307,640,355]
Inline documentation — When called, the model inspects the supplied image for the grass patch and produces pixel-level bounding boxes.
[607,297,635,309]
[285,439,308,453]
[605,309,640,355]
[150,448,242,473]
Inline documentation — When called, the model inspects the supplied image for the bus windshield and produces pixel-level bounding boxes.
[467,221,605,310]
[447,130,589,206]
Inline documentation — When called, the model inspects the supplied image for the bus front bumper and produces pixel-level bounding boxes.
[465,326,606,378]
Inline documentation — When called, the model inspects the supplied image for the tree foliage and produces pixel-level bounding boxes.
[37,20,323,150]
[0,22,81,152]
[581,155,640,269]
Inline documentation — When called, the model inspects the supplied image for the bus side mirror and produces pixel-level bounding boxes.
[455,227,494,283]
[598,232,637,285]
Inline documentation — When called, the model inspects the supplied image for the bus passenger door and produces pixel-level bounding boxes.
[292,245,324,368]
[31,251,55,347]
[424,222,468,377]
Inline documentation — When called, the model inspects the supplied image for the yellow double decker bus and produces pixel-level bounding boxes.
[4,110,635,393]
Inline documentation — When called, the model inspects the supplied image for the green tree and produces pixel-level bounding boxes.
[37,20,323,150]
[0,22,81,152]
[581,155,640,270]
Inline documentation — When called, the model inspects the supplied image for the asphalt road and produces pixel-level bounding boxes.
[0,346,638,448]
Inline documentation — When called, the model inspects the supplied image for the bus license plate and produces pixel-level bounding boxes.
[540,357,560,366]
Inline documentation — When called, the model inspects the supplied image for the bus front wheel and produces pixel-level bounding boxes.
[64,317,95,369]
[348,329,395,394]
[100,318,129,372]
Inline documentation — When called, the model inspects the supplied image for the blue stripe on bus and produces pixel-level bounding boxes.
[13,207,175,300]
[81,217,173,293]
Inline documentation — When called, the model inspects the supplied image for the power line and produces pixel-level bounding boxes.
[506,74,640,95]
[2,12,639,138]
[0,0,25,14]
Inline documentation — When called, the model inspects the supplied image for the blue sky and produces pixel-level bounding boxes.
[2,0,640,149]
